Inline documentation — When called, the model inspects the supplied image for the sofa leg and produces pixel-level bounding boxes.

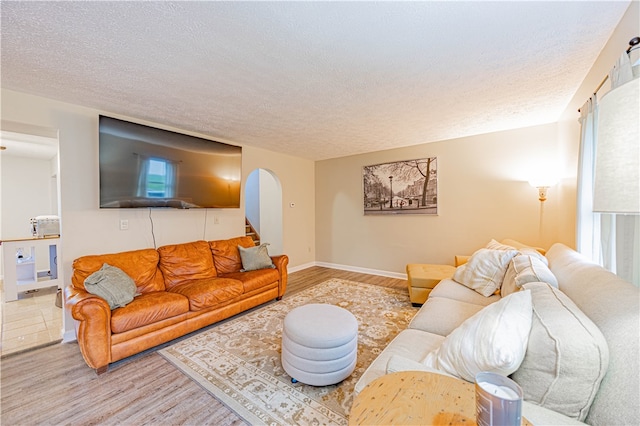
[95,365,108,375]
[412,302,423,308]
[276,296,283,301]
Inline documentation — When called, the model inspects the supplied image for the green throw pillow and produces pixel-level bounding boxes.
[238,243,275,272]
[84,263,137,309]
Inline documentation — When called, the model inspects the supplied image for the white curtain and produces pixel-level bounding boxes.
[135,155,178,198]
[577,96,600,261]
[136,154,150,198]
[577,52,640,286]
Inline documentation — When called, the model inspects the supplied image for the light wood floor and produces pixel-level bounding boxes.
[0,267,407,425]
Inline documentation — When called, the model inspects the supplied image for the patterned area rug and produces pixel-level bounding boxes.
[159,278,417,425]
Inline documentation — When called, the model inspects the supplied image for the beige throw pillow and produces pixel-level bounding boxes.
[422,290,532,382]
[501,254,558,297]
[453,248,519,297]
[510,282,609,421]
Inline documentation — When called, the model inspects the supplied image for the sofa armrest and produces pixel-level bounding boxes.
[271,255,289,299]
[65,285,112,371]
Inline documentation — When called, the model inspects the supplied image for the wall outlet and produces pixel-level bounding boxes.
[120,219,129,230]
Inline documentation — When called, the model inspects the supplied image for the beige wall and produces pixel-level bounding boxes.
[0,89,315,338]
[314,0,640,276]
[316,123,568,274]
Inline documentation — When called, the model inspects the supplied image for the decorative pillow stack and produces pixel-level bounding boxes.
[422,290,533,382]
[453,239,558,298]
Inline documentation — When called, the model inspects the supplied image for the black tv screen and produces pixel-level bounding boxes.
[99,116,242,209]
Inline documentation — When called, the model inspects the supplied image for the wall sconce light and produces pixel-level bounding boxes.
[528,178,557,202]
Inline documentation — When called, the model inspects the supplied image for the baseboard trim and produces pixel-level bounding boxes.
[62,329,77,343]
[312,261,407,280]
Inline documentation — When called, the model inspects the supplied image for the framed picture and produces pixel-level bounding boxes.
[363,157,437,215]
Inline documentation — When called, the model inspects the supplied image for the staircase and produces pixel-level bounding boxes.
[245,218,260,246]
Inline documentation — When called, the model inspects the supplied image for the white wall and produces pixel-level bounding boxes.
[1,154,59,274]
[258,169,283,255]
[2,156,53,239]
[0,89,316,338]
[245,170,260,233]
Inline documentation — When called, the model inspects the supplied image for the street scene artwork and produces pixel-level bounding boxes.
[363,157,437,215]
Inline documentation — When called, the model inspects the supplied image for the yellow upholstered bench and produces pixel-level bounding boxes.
[406,263,456,306]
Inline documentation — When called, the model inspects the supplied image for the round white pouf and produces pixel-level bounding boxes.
[281,303,358,386]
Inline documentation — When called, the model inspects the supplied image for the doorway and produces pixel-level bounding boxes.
[0,126,62,356]
[245,168,283,255]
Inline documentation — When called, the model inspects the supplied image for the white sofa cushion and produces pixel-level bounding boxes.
[422,290,532,382]
[510,282,609,422]
[501,254,558,297]
[430,279,500,306]
[452,248,518,297]
[354,329,445,395]
[409,296,484,336]
[386,354,456,378]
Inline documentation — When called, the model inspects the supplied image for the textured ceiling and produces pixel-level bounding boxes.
[0,1,630,160]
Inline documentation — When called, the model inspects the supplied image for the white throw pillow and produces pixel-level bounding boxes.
[518,247,549,265]
[422,290,532,382]
[486,239,548,265]
[485,239,516,251]
[453,248,519,297]
[501,254,558,297]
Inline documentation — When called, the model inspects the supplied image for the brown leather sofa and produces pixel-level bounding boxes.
[65,236,288,373]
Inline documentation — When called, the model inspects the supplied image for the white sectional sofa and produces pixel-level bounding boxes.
[354,242,639,425]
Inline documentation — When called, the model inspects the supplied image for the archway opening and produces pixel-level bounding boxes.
[245,168,283,255]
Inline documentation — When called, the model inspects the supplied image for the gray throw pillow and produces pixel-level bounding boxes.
[84,263,137,309]
[238,243,275,272]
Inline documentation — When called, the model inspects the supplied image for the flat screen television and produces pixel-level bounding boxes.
[99,116,242,209]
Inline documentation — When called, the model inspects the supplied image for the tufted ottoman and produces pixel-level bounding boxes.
[281,303,358,386]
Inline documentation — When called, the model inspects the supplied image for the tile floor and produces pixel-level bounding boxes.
[0,282,62,356]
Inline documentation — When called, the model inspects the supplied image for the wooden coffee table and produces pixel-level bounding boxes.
[349,371,531,425]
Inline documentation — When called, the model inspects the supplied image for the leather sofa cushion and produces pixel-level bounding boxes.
[209,236,256,274]
[72,248,165,294]
[169,278,243,311]
[111,291,189,334]
[158,241,217,290]
[220,268,280,293]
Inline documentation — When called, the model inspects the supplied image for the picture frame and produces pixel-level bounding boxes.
[363,157,437,215]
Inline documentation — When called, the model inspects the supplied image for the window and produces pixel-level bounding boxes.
[136,156,177,199]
